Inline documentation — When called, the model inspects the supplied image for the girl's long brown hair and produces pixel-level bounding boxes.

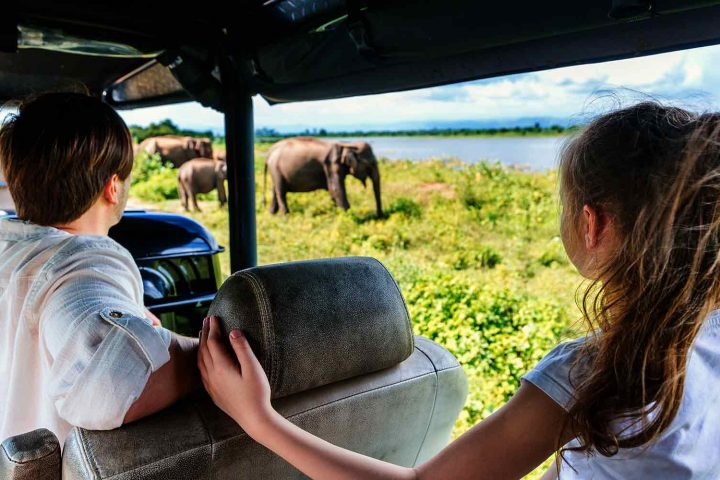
[559,101,720,456]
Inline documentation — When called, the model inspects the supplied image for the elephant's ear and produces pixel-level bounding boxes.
[340,147,359,174]
[325,143,342,166]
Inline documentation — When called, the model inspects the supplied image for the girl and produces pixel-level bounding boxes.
[198,102,720,479]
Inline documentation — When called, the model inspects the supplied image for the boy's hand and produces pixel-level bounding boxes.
[198,316,276,437]
[144,307,162,327]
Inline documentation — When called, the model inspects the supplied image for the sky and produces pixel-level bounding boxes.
[118,43,720,134]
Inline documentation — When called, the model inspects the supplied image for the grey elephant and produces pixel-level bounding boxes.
[177,158,227,212]
[138,135,213,168]
[264,137,382,216]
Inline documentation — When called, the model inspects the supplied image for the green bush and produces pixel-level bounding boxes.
[452,246,502,270]
[132,152,171,185]
[406,274,569,434]
[538,236,569,267]
[132,170,178,202]
[131,152,178,202]
[459,162,557,240]
[387,197,422,218]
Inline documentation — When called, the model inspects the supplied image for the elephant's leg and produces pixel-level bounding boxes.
[217,178,227,208]
[179,181,189,212]
[192,190,202,212]
[269,168,289,214]
[269,192,279,215]
[335,176,350,210]
[276,181,289,215]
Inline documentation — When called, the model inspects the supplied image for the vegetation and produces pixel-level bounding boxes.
[129,119,216,143]
[130,144,583,478]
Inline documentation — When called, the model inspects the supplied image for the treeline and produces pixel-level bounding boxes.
[129,119,576,144]
[129,119,215,143]
[255,123,575,142]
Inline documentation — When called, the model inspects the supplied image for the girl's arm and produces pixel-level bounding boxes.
[198,316,570,480]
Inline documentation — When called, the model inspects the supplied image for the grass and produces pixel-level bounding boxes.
[129,144,583,478]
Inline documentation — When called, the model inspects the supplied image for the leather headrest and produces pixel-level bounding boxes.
[208,256,414,398]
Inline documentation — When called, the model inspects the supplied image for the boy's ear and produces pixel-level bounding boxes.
[102,174,120,205]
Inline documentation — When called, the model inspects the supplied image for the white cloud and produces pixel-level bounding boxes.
[119,43,720,132]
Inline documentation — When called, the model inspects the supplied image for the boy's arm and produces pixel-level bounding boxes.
[41,244,199,430]
[123,333,200,424]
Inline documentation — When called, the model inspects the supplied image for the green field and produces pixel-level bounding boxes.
[130,144,583,477]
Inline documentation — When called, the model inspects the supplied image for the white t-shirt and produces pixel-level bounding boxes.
[523,311,720,479]
[0,217,172,447]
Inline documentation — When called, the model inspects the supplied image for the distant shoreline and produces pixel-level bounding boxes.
[255,132,570,143]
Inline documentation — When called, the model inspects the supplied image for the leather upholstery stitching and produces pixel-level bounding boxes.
[285,370,438,420]
[192,401,215,476]
[369,257,414,355]
[0,440,59,465]
[77,428,101,479]
[411,346,441,466]
[100,444,212,480]
[82,405,214,480]
[414,341,461,372]
[212,367,459,451]
[1,441,15,465]
[238,271,278,392]
[252,273,279,392]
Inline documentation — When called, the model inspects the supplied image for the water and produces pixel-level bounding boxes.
[331,136,567,171]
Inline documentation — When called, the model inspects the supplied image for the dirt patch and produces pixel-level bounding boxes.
[418,182,456,199]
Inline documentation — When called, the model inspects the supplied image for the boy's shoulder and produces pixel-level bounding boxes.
[60,233,131,258]
[44,234,137,280]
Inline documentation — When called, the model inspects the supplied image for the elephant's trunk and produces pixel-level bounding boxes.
[371,165,382,217]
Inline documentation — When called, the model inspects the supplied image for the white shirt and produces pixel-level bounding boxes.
[0,217,172,447]
[523,311,720,479]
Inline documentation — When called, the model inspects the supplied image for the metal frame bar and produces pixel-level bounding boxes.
[221,59,257,272]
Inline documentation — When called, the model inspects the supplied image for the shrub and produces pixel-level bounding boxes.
[451,246,502,270]
[538,236,569,267]
[131,152,171,185]
[132,168,178,202]
[387,197,422,218]
[406,274,568,433]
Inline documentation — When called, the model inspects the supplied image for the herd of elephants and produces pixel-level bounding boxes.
[134,135,383,216]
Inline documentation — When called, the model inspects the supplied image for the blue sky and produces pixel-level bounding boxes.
[118,43,720,133]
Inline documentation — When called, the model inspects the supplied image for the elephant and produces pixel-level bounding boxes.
[263,137,382,216]
[137,135,213,168]
[177,158,227,212]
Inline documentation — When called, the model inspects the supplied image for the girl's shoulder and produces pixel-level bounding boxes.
[521,336,588,412]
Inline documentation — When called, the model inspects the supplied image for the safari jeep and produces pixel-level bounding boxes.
[1,1,719,479]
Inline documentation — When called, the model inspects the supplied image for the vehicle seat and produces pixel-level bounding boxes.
[7,257,468,479]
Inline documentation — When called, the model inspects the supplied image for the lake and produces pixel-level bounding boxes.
[331,136,567,171]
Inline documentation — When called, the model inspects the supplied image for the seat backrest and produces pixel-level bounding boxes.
[62,337,466,479]
[61,257,468,478]
[0,428,61,480]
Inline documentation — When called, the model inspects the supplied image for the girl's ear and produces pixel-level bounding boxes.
[582,205,595,249]
[583,204,613,250]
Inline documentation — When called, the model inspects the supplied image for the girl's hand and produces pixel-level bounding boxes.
[198,316,277,437]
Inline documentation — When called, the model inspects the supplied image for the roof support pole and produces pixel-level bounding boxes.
[221,62,257,272]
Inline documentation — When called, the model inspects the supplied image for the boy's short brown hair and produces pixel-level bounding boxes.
[0,92,133,225]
